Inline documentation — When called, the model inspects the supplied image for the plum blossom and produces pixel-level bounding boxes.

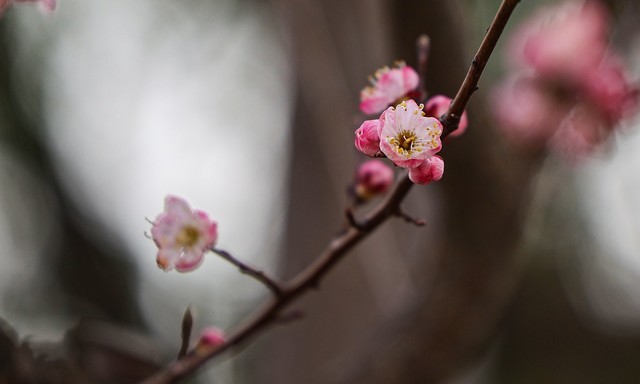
[508,0,609,81]
[354,159,394,201]
[408,155,444,185]
[0,0,56,15]
[360,62,419,115]
[493,0,638,157]
[354,119,382,157]
[424,95,469,138]
[151,195,218,273]
[379,99,443,168]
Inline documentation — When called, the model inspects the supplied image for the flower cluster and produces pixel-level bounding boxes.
[0,0,55,14]
[356,99,444,185]
[356,63,470,185]
[493,0,637,156]
[150,195,218,273]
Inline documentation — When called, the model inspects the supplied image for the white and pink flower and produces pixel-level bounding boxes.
[424,95,469,138]
[151,195,218,273]
[360,62,419,115]
[379,99,443,168]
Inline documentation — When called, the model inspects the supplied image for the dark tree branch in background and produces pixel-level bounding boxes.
[140,1,520,382]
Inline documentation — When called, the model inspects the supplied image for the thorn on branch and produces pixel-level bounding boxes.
[178,307,193,359]
[394,208,426,227]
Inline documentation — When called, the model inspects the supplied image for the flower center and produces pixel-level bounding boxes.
[176,225,200,247]
[389,130,422,155]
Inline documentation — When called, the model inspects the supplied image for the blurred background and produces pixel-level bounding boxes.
[0,0,640,383]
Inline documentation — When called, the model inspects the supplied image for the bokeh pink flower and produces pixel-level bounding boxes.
[151,195,218,273]
[0,0,56,15]
[354,159,394,200]
[493,0,638,157]
[424,95,468,138]
[360,62,419,115]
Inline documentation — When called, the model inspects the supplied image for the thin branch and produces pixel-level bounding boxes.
[140,1,520,382]
[211,248,284,297]
[395,207,426,227]
[441,0,520,136]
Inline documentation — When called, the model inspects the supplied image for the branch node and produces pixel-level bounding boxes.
[394,207,426,227]
[345,208,366,231]
[277,310,305,325]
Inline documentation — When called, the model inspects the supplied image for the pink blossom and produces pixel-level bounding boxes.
[491,75,567,147]
[354,119,382,157]
[354,159,394,200]
[583,58,638,122]
[360,62,419,115]
[1,0,56,14]
[424,95,469,137]
[508,0,609,81]
[494,0,638,157]
[379,99,442,168]
[197,327,225,350]
[408,155,444,185]
[151,195,218,273]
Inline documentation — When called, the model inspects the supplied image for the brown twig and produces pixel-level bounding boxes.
[441,0,520,136]
[140,1,520,382]
[211,248,284,297]
[395,207,426,227]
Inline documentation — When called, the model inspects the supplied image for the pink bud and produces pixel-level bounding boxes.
[424,95,469,137]
[196,327,225,351]
[355,119,382,157]
[408,156,444,185]
[355,160,394,200]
